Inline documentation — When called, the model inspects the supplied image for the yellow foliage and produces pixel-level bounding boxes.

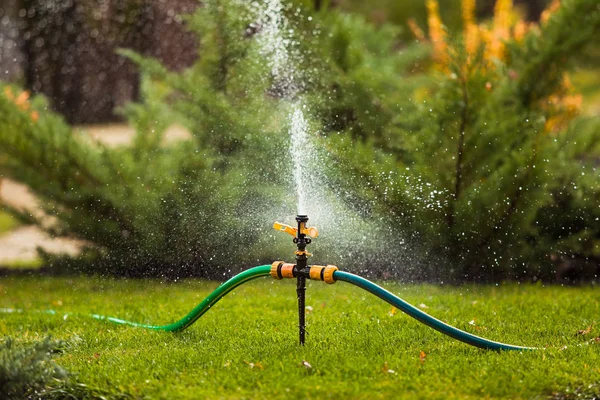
[461,0,476,29]
[485,0,512,61]
[462,0,480,56]
[3,86,39,122]
[544,76,582,133]
[426,0,448,66]
[408,18,426,42]
[416,0,580,133]
[15,91,30,111]
[541,0,561,24]
[513,20,530,42]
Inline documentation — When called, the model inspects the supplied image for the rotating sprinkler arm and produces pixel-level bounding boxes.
[273,222,319,238]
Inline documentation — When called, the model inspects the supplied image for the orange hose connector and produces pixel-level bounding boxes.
[323,265,338,284]
[270,261,295,279]
[308,265,338,284]
[271,262,337,283]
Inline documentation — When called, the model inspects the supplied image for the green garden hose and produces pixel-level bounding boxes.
[332,270,535,351]
[0,265,271,332]
[92,265,272,332]
[1,264,534,350]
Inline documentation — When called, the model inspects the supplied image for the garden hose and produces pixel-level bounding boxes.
[96,265,273,332]
[1,265,271,332]
[1,264,535,350]
[332,270,535,351]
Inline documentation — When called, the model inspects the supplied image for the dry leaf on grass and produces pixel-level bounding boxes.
[575,325,593,336]
[244,360,264,369]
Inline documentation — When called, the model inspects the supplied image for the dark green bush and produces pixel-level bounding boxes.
[0,0,598,281]
[0,0,421,277]
[325,0,600,281]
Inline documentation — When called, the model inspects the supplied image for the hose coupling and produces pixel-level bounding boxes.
[308,265,338,284]
[270,261,295,280]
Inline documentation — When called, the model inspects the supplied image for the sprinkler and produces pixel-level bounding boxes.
[2,214,537,351]
[272,214,336,345]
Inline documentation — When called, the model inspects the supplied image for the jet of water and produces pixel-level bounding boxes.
[243,0,422,277]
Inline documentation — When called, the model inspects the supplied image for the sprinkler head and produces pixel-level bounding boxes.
[296,215,318,238]
[296,214,309,223]
[272,217,318,239]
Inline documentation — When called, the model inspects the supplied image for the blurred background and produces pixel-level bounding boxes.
[0,0,598,282]
[3,0,596,124]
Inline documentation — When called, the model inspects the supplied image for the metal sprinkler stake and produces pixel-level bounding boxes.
[294,215,309,345]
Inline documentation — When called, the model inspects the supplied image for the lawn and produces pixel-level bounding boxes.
[1,276,599,399]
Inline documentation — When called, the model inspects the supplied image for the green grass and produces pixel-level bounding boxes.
[1,277,599,399]
[0,211,19,234]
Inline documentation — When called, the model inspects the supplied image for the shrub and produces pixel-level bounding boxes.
[1,0,597,281]
[0,337,131,400]
[0,337,65,399]
[327,0,600,281]
[0,0,423,277]
[0,79,269,277]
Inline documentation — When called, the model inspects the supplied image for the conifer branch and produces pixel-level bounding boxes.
[448,73,469,229]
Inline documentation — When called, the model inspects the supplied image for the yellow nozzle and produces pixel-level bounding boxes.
[273,222,318,238]
[273,222,297,237]
[302,226,319,238]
